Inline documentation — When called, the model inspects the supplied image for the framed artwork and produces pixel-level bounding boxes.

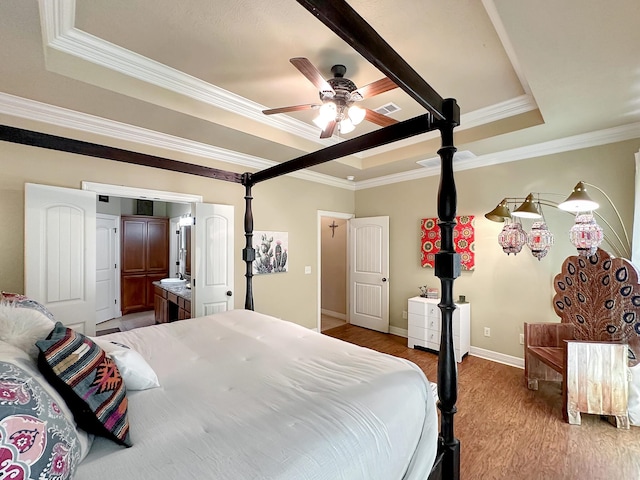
[253,231,288,274]
[421,215,475,271]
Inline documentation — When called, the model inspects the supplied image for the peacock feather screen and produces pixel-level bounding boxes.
[553,248,640,366]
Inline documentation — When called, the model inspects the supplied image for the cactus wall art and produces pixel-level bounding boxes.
[253,231,289,274]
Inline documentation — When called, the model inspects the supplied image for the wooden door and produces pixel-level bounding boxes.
[348,216,390,333]
[25,183,96,335]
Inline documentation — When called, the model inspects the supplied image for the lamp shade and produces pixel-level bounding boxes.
[512,193,541,219]
[558,181,599,212]
[526,221,554,260]
[484,199,511,222]
[498,222,527,255]
[569,213,603,256]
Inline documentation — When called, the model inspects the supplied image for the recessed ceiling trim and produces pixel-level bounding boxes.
[356,121,640,190]
[360,94,537,157]
[40,0,338,147]
[41,0,538,162]
[0,92,354,190]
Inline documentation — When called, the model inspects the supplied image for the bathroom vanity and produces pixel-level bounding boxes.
[153,281,191,324]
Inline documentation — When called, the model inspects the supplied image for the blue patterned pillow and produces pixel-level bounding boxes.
[0,361,82,479]
[36,323,131,447]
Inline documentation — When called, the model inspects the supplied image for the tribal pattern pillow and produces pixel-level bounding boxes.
[36,323,131,447]
[0,361,82,480]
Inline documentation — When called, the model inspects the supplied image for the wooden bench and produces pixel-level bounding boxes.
[525,322,629,428]
[524,249,640,429]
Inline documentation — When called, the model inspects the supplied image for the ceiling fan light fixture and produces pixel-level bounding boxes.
[348,105,366,125]
[313,102,337,129]
[338,118,355,134]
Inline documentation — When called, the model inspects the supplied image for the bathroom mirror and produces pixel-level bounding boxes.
[179,225,191,278]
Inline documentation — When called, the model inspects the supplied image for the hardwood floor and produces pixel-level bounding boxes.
[324,324,640,480]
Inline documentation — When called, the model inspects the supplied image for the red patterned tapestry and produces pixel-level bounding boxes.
[421,215,475,271]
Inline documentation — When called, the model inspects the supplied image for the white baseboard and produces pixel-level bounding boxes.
[321,309,346,321]
[390,326,408,337]
[469,346,524,369]
[389,327,524,369]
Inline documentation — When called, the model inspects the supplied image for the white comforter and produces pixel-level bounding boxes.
[77,310,438,479]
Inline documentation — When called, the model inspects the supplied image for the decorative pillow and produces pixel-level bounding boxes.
[92,338,160,391]
[629,363,640,426]
[36,323,132,447]
[0,361,82,479]
[0,340,94,479]
[1,292,56,321]
[0,302,55,360]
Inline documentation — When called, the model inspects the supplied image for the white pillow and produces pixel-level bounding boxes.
[0,302,54,360]
[92,338,160,391]
[629,363,640,426]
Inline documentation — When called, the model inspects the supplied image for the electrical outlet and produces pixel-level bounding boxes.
[519,333,524,345]
[484,327,491,337]
[402,311,408,320]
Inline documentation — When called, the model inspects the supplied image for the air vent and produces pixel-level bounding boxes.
[373,103,401,115]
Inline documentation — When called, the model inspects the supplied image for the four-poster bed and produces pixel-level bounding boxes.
[0,1,461,478]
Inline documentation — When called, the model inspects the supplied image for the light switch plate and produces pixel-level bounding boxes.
[304,266,311,274]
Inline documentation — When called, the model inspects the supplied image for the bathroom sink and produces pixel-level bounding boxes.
[160,278,187,286]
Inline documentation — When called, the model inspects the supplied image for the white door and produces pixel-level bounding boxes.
[96,214,119,323]
[192,203,234,316]
[349,216,389,333]
[25,183,96,335]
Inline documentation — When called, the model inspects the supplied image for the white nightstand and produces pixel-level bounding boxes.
[407,296,470,363]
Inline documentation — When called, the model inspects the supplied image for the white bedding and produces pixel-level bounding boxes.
[76,310,438,479]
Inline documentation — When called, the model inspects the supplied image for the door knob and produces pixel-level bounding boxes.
[382,278,387,282]
[226,291,233,296]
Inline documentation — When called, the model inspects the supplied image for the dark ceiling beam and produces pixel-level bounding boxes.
[250,113,434,184]
[0,125,244,184]
[297,0,445,120]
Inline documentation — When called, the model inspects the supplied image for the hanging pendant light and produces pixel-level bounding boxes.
[512,193,542,219]
[569,213,603,257]
[498,221,527,255]
[527,221,554,260]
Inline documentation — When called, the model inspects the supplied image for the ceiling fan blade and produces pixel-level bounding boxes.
[290,57,334,93]
[320,120,337,139]
[355,77,397,99]
[262,104,319,115]
[364,109,399,127]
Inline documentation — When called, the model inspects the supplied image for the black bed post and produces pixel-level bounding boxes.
[242,173,255,310]
[435,98,461,480]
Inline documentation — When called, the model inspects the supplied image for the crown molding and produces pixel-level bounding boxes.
[355,121,640,190]
[39,0,536,160]
[39,0,338,148]
[2,91,638,192]
[0,92,354,190]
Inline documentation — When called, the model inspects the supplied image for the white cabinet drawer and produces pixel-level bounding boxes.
[408,312,427,328]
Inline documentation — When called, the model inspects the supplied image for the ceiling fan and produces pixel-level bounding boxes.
[262,57,399,139]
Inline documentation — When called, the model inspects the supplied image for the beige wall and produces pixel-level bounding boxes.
[3,136,639,358]
[320,216,347,316]
[0,140,354,329]
[355,139,640,359]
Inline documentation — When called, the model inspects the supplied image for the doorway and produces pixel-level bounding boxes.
[85,182,202,328]
[317,210,353,332]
